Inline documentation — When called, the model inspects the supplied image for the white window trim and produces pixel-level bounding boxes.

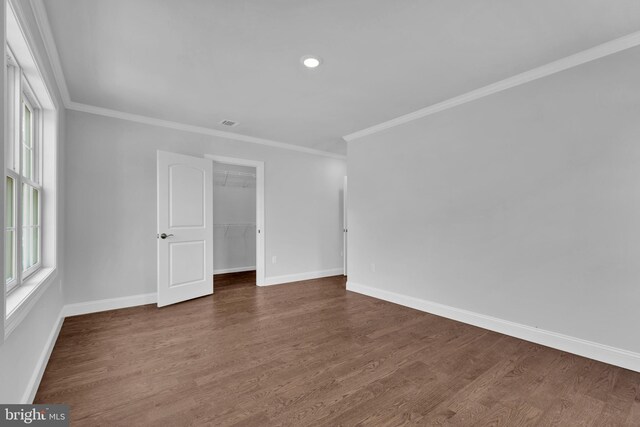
[4,0,59,340]
[19,93,43,281]
[19,99,40,279]
[6,56,44,290]
[6,45,19,174]
[5,268,56,338]
[5,171,19,293]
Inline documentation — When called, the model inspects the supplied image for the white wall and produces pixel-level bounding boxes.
[212,163,256,273]
[0,0,66,403]
[64,110,346,304]
[348,46,640,357]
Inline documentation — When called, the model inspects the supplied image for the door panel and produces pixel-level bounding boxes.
[157,151,213,307]
[169,165,205,227]
[169,241,206,287]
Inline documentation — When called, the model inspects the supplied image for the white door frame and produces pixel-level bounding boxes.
[343,176,347,276]
[205,154,265,286]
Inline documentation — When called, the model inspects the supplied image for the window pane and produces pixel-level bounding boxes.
[33,185,39,225]
[6,230,15,283]
[21,102,34,181]
[22,227,30,271]
[32,227,39,266]
[23,148,32,181]
[22,227,37,271]
[6,176,14,227]
[23,103,32,148]
[5,177,16,284]
[22,183,30,227]
[24,149,32,181]
[21,184,40,271]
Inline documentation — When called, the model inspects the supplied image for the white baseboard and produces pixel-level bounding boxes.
[22,310,64,403]
[347,281,640,373]
[214,266,256,275]
[25,293,155,402]
[262,268,344,286]
[62,293,157,318]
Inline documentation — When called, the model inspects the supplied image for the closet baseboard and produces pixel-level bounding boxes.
[214,266,256,275]
[262,268,343,286]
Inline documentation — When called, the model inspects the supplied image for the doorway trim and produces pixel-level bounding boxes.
[205,154,265,286]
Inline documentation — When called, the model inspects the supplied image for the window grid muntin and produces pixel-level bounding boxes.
[5,47,44,293]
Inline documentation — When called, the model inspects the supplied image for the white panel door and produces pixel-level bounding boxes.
[157,151,213,307]
[343,176,348,276]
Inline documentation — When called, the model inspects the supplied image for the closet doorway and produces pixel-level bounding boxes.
[206,155,265,288]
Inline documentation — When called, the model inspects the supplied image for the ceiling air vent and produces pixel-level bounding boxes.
[220,120,238,127]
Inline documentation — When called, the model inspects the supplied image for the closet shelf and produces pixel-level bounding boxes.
[213,170,256,178]
[213,170,256,187]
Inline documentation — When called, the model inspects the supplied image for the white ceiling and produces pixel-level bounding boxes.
[43,0,640,155]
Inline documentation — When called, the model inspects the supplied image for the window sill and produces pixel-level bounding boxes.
[5,267,57,339]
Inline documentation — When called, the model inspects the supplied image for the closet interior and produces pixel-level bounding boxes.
[212,162,257,284]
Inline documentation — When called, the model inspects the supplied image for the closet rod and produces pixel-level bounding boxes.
[213,170,256,178]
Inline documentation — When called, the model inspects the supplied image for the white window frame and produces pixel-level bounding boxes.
[5,48,44,294]
[3,0,59,341]
[19,89,43,281]
[5,176,17,291]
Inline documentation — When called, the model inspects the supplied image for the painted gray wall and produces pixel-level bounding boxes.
[0,0,67,403]
[212,163,257,272]
[348,46,640,354]
[0,282,63,403]
[64,110,346,304]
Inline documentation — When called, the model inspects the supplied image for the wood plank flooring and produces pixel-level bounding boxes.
[35,273,640,426]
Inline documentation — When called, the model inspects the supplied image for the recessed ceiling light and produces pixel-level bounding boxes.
[301,55,322,68]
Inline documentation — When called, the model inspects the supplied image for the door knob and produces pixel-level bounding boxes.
[160,233,174,239]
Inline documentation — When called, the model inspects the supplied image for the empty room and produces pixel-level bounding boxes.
[1,0,640,425]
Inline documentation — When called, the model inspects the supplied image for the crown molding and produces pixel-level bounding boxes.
[27,0,345,160]
[67,101,346,159]
[29,0,70,107]
[33,0,639,155]
[343,30,640,142]
[7,0,61,109]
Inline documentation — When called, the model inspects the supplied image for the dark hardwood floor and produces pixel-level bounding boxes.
[35,273,640,426]
[213,270,257,290]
